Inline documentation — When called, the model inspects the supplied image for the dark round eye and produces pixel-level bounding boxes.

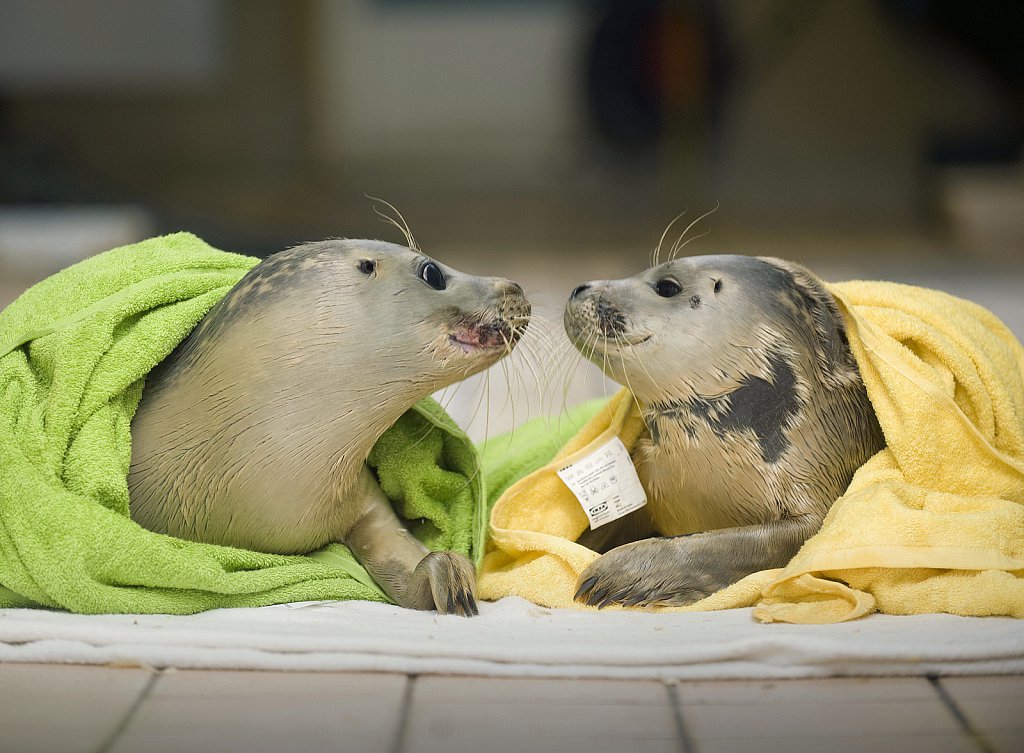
[713,278,722,293]
[654,278,682,298]
[420,261,447,290]
[358,259,376,275]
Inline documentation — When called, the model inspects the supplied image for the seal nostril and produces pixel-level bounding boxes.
[571,283,591,299]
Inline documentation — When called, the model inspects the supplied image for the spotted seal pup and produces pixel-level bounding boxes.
[129,239,530,616]
[564,254,884,607]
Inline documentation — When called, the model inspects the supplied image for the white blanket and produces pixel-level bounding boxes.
[1,597,1022,679]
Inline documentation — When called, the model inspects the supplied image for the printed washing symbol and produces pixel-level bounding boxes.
[589,485,599,496]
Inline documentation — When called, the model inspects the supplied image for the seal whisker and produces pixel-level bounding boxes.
[501,334,539,424]
[674,227,712,256]
[653,208,688,267]
[496,338,523,433]
[611,330,654,437]
[509,311,568,416]
[668,201,720,261]
[511,332,556,410]
[366,195,420,252]
[513,310,557,351]
[601,329,614,405]
[482,366,493,447]
[547,329,589,431]
[617,330,660,396]
[457,366,494,446]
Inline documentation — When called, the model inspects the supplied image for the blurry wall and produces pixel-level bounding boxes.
[311,0,585,184]
[0,0,1021,268]
[716,0,1011,223]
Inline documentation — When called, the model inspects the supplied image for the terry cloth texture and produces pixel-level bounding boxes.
[478,281,1024,623]
[3,597,1024,678]
[0,233,484,615]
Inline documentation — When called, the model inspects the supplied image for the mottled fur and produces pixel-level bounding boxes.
[565,255,884,608]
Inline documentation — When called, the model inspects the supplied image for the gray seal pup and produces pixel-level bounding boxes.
[129,239,530,616]
[564,254,884,608]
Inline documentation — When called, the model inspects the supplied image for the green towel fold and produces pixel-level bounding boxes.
[478,399,607,508]
[0,232,484,614]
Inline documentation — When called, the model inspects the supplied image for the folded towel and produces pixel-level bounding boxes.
[0,232,483,614]
[478,280,1024,623]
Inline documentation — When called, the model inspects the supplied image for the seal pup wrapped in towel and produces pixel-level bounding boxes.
[564,255,885,607]
[130,239,529,616]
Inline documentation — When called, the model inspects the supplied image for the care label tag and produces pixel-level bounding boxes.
[556,436,647,529]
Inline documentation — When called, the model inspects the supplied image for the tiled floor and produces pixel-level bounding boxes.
[1,664,1021,753]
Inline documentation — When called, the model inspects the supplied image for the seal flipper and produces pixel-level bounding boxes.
[574,514,823,608]
[339,466,478,616]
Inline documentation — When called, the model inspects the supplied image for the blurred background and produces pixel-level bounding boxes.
[1,0,1021,436]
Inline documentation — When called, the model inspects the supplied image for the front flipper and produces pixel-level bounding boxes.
[574,515,821,608]
[340,467,478,616]
[405,551,479,616]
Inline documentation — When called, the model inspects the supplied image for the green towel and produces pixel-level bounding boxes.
[478,399,606,508]
[0,232,484,614]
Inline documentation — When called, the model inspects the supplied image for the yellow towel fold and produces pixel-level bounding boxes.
[478,280,1024,622]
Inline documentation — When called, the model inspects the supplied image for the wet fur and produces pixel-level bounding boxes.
[566,255,884,608]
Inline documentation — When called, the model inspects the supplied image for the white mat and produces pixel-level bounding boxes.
[2,597,1022,679]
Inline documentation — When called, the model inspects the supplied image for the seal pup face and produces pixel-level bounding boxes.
[328,239,531,385]
[563,254,856,408]
[198,238,530,398]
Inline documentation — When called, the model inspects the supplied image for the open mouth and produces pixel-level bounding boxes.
[448,320,514,354]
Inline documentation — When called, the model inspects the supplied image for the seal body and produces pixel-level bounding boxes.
[564,255,884,607]
[129,239,529,615]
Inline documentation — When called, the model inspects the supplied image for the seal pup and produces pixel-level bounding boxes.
[563,254,884,607]
[129,239,530,616]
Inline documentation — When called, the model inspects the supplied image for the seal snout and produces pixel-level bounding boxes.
[448,278,530,355]
[494,279,531,342]
[565,281,629,340]
[595,299,627,337]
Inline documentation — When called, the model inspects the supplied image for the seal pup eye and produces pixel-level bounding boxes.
[420,261,447,291]
[654,279,682,298]
[358,259,376,275]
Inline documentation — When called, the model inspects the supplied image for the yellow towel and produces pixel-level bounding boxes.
[478,280,1024,622]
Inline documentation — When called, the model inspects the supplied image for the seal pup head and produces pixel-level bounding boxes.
[175,238,530,403]
[563,254,870,470]
[564,254,857,405]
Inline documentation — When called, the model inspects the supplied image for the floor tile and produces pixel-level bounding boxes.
[0,663,153,753]
[401,676,683,753]
[690,734,978,753]
[108,670,407,753]
[674,678,969,746]
[939,676,1024,753]
[674,677,940,705]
